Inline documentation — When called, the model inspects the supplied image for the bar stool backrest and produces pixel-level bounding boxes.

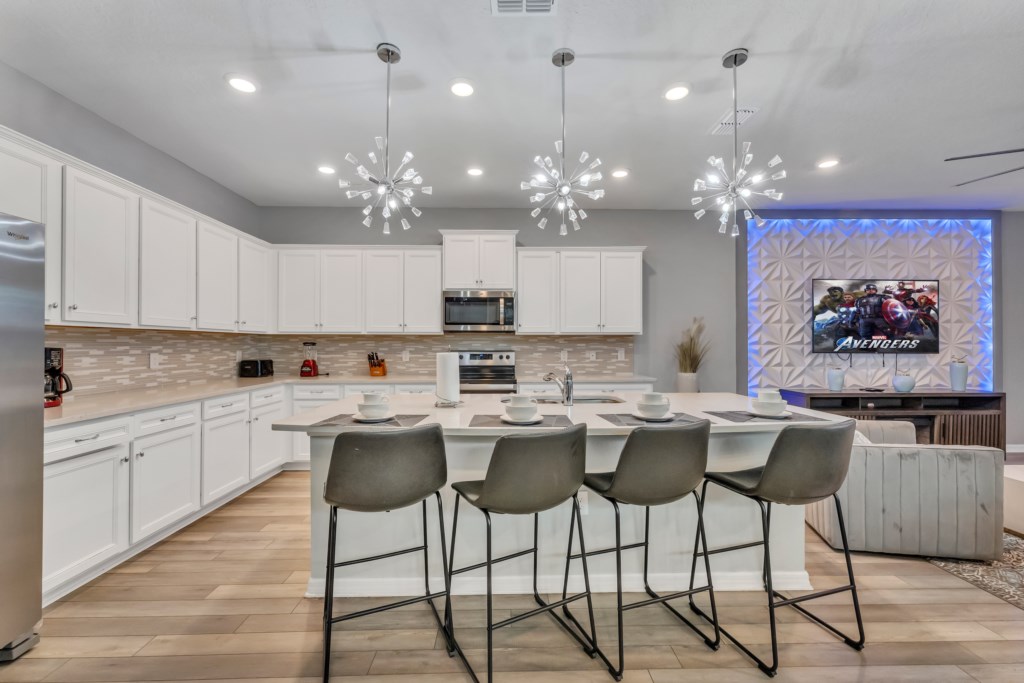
[476,423,588,515]
[604,421,711,506]
[753,420,856,505]
[324,424,447,512]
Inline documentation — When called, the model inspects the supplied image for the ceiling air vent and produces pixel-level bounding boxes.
[491,0,556,16]
[709,107,759,135]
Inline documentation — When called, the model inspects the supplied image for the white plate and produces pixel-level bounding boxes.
[353,412,396,423]
[747,410,792,419]
[500,414,545,426]
[631,411,674,422]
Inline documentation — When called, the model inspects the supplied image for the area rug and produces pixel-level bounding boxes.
[929,533,1024,610]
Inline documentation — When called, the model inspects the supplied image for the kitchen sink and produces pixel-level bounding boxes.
[505,394,626,404]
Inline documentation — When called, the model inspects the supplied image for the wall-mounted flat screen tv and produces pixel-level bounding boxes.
[811,279,939,354]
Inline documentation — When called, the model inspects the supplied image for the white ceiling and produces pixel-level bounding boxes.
[1,0,1023,210]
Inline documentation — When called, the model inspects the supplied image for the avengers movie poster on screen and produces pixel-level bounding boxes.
[811,279,939,354]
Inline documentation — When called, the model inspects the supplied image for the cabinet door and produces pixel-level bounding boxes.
[277,250,320,332]
[442,234,479,289]
[196,220,239,331]
[516,250,559,334]
[291,399,335,461]
[43,445,130,593]
[201,412,250,504]
[320,250,363,333]
[0,138,63,319]
[131,425,200,543]
[250,402,290,478]
[601,251,644,334]
[238,239,272,333]
[559,251,602,333]
[139,198,196,328]
[403,250,443,334]
[363,250,405,333]
[478,234,516,289]
[63,168,138,325]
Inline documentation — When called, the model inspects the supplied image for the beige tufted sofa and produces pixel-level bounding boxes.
[806,420,1005,561]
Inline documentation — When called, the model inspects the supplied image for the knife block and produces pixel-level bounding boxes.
[369,360,387,377]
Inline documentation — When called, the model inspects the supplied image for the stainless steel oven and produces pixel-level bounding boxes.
[443,290,515,333]
[456,351,517,393]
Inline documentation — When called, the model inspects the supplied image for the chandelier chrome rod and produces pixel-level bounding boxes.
[384,54,392,181]
[560,53,566,179]
[732,62,738,190]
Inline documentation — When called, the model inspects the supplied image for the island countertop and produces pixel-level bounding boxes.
[271,391,847,437]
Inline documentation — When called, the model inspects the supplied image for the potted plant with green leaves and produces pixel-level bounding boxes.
[674,317,710,393]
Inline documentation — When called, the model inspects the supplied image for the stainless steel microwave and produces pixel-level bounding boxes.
[443,290,515,333]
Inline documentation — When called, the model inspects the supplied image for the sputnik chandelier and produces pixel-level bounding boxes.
[520,48,604,236]
[339,43,431,235]
[691,48,785,237]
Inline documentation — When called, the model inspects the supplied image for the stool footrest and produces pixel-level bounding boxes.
[491,592,588,630]
[696,539,764,558]
[622,585,710,612]
[450,547,535,576]
[334,544,425,568]
[568,540,646,561]
[772,585,852,608]
[330,590,447,624]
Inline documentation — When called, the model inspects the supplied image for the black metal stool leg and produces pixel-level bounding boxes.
[835,495,866,649]
[693,489,721,649]
[760,500,780,676]
[322,506,338,683]
[484,510,494,683]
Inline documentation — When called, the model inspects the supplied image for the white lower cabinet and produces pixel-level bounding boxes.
[291,399,335,461]
[201,412,251,504]
[43,443,130,594]
[130,424,201,544]
[250,401,291,478]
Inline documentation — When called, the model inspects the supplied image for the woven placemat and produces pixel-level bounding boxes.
[313,414,429,428]
[469,414,574,428]
[705,410,828,424]
[598,413,705,427]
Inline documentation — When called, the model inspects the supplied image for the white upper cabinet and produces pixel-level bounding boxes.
[600,251,643,334]
[363,250,405,333]
[403,249,443,334]
[63,168,139,325]
[278,250,320,332]
[196,220,239,331]
[559,251,603,333]
[516,250,559,334]
[238,239,273,333]
[441,231,516,290]
[0,137,63,320]
[139,198,196,328]
[320,250,363,333]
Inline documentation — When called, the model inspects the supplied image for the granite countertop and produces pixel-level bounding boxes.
[45,374,658,428]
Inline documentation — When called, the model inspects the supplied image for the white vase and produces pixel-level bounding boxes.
[892,374,916,393]
[826,367,847,392]
[676,372,699,393]
[949,362,968,391]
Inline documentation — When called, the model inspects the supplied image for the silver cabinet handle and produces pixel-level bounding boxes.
[137,451,145,458]
[48,302,59,309]
[159,416,176,422]
[69,304,78,310]
[220,402,234,408]
[260,393,275,399]
[253,416,260,421]
[234,320,239,324]
[121,455,129,463]
[191,316,197,321]
[74,434,99,443]
[241,320,247,325]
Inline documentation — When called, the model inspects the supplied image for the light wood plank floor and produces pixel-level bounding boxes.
[3,471,1023,682]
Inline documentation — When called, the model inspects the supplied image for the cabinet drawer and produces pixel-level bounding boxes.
[44,418,131,465]
[393,384,436,394]
[133,402,200,436]
[292,384,341,400]
[343,384,395,397]
[250,386,286,407]
[202,393,250,419]
[578,383,655,393]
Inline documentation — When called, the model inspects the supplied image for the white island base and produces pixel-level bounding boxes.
[273,393,847,598]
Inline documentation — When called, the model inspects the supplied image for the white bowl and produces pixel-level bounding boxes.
[750,398,786,416]
[636,402,670,418]
[640,392,667,404]
[357,402,390,419]
[505,405,539,422]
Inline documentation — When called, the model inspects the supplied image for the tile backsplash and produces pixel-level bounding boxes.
[45,327,636,397]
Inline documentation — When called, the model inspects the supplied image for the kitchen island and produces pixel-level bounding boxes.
[272,392,849,598]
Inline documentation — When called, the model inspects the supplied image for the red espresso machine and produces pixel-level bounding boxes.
[44,347,73,408]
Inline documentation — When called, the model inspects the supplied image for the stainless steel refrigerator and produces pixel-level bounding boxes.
[0,212,43,660]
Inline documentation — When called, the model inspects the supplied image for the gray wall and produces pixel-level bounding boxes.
[0,61,261,235]
[259,207,738,394]
[1003,211,1023,446]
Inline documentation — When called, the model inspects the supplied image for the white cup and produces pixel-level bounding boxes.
[361,392,389,405]
[508,395,538,408]
[637,401,670,418]
[750,398,786,416]
[358,402,390,419]
[505,404,538,422]
[640,392,668,405]
[757,388,782,403]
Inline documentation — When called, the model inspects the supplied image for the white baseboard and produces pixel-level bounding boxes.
[283,460,311,471]
[305,570,812,598]
[1007,444,1024,455]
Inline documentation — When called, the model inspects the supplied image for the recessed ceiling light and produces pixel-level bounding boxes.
[225,74,258,93]
[663,84,690,101]
[611,169,630,178]
[467,167,484,176]
[450,79,474,97]
[817,158,840,169]
[317,165,336,175]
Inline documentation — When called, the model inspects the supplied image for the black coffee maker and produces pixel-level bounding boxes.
[44,347,73,408]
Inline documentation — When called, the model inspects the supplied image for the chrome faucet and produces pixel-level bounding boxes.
[543,364,574,405]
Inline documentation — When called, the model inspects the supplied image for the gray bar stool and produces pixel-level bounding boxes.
[695,420,863,677]
[445,423,596,683]
[565,421,720,681]
[321,424,453,682]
